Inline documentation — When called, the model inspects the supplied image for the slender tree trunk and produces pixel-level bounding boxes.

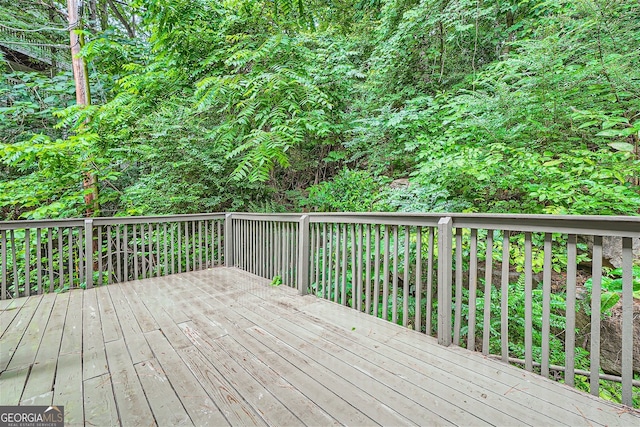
[67,0,99,217]
[107,0,135,37]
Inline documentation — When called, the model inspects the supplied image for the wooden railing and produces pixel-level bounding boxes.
[225,213,640,407]
[1,212,639,406]
[0,214,225,297]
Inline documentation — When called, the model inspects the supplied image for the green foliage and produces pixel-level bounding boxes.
[301,169,389,212]
[584,266,640,311]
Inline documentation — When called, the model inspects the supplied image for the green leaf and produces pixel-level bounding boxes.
[608,142,634,152]
[600,292,620,313]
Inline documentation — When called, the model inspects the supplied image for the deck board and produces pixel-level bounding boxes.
[1,267,639,426]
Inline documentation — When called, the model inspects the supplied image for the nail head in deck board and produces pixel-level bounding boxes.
[83,374,119,427]
[144,329,230,426]
[104,339,155,426]
[6,293,56,371]
[134,358,193,427]
[0,366,30,405]
[82,287,108,379]
[106,284,153,364]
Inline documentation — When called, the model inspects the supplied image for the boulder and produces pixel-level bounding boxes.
[576,298,640,376]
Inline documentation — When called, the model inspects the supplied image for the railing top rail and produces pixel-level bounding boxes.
[229,212,640,237]
[0,213,226,230]
[2,212,639,236]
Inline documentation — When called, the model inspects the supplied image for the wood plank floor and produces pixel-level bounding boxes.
[0,267,639,426]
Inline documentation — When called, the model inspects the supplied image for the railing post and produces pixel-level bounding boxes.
[437,216,453,346]
[224,213,234,267]
[297,215,310,295]
[84,219,93,289]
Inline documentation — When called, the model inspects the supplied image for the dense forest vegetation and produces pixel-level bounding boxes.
[1,0,639,219]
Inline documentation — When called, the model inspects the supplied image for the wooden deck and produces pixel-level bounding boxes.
[0,268,638,426]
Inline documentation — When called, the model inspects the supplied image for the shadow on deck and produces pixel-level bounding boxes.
[1,268,638,426]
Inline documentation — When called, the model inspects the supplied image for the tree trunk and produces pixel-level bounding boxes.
[67,0,99,217]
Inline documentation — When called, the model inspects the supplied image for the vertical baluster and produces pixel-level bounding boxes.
[171,224,176,275]
[374,225,381,317]
[9,230,18,297]
[402,225,410,327]
[468,229,478,351]
[272,222,278,278]
[156,224,161,277]
[36,229,42,295]
[310,223,316,294]
[191,221,196,271]
[107,225,113,283]
[483,229,494,356]
[341,224,348,305]
[47,228,54,292]
[365,224,372,315]
[164,223,169,276]
[217,221,222,266]
[350,223,356,308]
[150,223,156,276]
[24,228,30,297]
[426,227,434,335]
[589,236,602,396]
[142,224,148,278]
[621,237,633,406]
[313,224,320,295]
[541,233,552,378]
[382,225,390,321]
[185,222,190,272]
[268,222,273,277]
[254,221,258,274]
[97,226,103,285]
[212,221,217,267]
[116,226,122,282]
[133,224,139,278]
[524,232,533,370]
[123,225,129,281]
[293,223,299,286]
[239,220,243,271]
[333,224,340,303]
[454,228,463,344]
[357,224,364,311]
[327,224,334,301]
[501,231,510,363]
[205,221,209,269]
[565,234,577,387]
[67,228,73,287]
[283,223,289,282]
[57,228,63,291]
[1,230,6,299]
[259,221,264,277]
[78,227,84,285]
[178,222,183,273]
[415,227,422,332]
[392,225,399,324]
[198,221,203,270]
